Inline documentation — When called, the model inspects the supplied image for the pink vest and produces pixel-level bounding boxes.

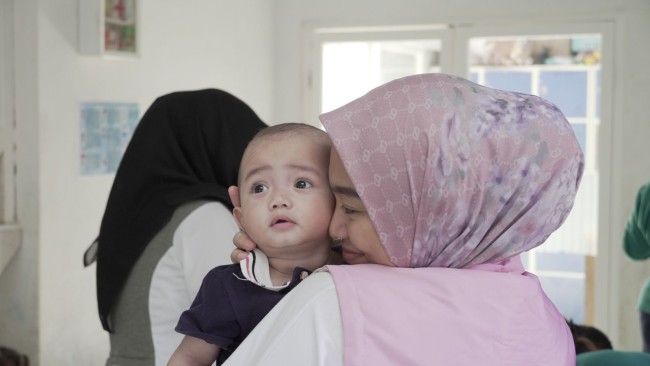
[328,257,575,366]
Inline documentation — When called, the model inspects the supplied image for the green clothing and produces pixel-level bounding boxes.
[576,349,650,366]
[623,182,650,313]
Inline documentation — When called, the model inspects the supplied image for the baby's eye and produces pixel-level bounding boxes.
[251,184,268,194]
[294,180,313,189]
[342,205,357,214]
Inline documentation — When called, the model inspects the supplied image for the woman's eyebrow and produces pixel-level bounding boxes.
[331,185,360,199]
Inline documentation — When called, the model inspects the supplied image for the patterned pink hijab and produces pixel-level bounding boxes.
[320,73,584,268]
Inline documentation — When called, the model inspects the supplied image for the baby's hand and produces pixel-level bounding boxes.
[228,185,256,263]
[231,231,257,263]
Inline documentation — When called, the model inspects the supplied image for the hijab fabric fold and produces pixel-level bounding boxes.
[95,89,266,331]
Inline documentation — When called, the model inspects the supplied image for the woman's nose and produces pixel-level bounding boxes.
[329,209,346,240]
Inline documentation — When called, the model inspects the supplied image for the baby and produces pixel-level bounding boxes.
[168,123,334,365]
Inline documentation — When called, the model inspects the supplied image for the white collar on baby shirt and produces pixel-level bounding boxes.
[238,249,293,292]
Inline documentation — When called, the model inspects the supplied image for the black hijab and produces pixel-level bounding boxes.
[94,89,266,331]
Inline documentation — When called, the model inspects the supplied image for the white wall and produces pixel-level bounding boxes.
[272,0,650,351]
[1,0,274,365]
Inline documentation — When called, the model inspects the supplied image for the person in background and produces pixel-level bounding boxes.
[568,319,650,366]
[567,319,613,354]
[85,89,266,366]
[226,73,582,365]
[576,349,650,366]
[622,181,650,353]
[168,123,334,365]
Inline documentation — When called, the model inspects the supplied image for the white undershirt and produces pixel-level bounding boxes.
[149,202,239,366]
[223,272,344,366]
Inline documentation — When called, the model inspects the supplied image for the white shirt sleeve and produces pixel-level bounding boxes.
[224,272,344,366]
[149,202,239,366]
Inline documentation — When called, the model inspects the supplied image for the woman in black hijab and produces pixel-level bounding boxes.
[87,89,266,366]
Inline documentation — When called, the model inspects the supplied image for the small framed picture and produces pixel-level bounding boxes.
[104,0,137,54]
[79,0,139,56]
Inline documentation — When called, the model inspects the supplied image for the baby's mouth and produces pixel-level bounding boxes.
[271,216,295,228]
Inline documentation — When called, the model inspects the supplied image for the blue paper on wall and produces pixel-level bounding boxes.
[80,102,139,175]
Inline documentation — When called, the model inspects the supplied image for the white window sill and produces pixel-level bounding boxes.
[0,224,21,276]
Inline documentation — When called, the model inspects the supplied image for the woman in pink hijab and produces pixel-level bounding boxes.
[224,73,583,366]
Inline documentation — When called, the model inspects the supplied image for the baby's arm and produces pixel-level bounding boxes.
[168,335,220,366]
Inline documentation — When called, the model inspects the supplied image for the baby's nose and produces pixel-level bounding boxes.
[270,191,291,209]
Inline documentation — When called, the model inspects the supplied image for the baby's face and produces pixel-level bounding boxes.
[235,134,334,256]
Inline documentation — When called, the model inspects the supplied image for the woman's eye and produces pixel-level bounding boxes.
[294,180,313,189]
[252,184,268,194]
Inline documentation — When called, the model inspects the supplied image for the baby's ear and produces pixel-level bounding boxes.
[229,185,245,230]
[228,185,241,207]
[233,206,245,231]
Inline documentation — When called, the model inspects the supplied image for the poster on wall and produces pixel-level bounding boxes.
[80,102,139,175]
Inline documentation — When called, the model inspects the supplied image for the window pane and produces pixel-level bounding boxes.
[469,71,479,83]
[322,39,441,113]
[322,42,375,113]
[540,71,588,117]
[484,71,531,94]
[571,123,587,157]
[539,276,585,323]
[536,252,585,273]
